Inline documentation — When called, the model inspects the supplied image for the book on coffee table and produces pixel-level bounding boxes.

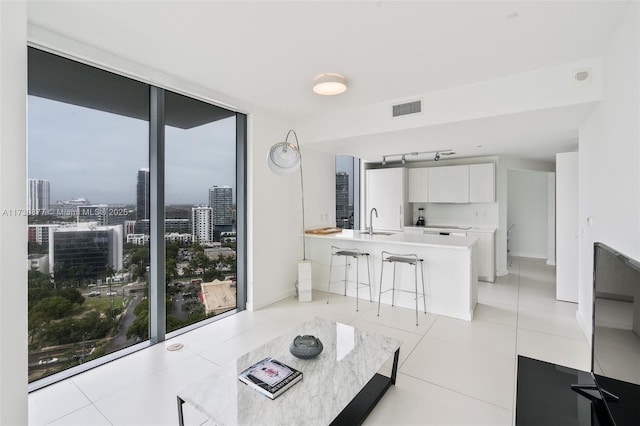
[238,357,302,399]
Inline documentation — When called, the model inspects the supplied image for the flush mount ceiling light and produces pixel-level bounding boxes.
[313,73,347,96]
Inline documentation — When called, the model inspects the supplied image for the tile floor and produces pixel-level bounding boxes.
[28,257,590,425]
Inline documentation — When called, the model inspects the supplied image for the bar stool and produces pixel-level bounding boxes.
[327,245,373,311]
[377,251,427,326]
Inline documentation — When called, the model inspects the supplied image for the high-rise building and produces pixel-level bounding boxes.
[209,185,233,232]
[192,206,213,243]
[28,224,60,245]
[28,178,50,214]
[136,168,150,221]
[48,223,123,280]
[335,172,351,229]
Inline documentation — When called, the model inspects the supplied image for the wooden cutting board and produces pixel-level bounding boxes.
[305,227,343,235]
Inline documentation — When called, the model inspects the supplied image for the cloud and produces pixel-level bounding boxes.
[28,96,237,206]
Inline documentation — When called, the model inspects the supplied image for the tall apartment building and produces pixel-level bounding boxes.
[28,224,60,245]
[192,206,213,243]
[28,178,50,213]
[209,185,233,232]
[123,220,137,236]
[48,223,123,279]
[335,172,351,229]
[136,168,150,221]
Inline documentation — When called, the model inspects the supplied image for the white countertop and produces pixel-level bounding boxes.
[305,229,477,249]
[404,225,497,233]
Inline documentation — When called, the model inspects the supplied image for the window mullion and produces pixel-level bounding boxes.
[149,86,166,343]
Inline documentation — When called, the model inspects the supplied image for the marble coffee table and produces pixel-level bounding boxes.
[177,317,401,425]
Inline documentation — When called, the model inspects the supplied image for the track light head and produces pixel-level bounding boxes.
[382,156,386,166]
[434,152,441,161]
[401,155,406,164]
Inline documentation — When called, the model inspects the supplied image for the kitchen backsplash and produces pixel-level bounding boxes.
[410,202,498,227]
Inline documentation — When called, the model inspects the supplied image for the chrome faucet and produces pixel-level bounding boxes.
[369,208,378,236]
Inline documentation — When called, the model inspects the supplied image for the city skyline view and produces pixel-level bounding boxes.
[28,96,237,205]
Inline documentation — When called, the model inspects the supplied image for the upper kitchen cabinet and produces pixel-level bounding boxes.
[408,168,429,203]
[365,167,408,231]
[469,163,495,202]
[427,165,470,203]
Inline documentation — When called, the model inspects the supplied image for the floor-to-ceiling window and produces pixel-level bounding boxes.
[335,155,360,229]
[27,47,246,388]
[164,91,239,334]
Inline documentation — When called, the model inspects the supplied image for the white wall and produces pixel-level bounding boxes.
[577,3,640,341]
[0,2,28,424]
[547,172,556,266]
[507,170,550,259]
[247,113,299,310]
[299,147,336,231]
[556,151,579,302]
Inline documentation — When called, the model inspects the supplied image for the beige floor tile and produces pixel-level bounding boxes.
[516,328,590,371]
[400,336,516,409]
[364,373,512,426]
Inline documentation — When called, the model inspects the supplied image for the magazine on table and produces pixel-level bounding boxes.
[238,357,303,399]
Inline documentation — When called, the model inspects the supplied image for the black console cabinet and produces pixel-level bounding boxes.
[516,356,640,426]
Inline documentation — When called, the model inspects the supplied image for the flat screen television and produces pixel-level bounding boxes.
[573,242,640,425]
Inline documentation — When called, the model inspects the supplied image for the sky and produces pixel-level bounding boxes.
[28,96,236,205]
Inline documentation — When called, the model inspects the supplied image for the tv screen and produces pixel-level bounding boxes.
[592,242,640,386]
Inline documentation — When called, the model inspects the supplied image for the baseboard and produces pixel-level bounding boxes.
[251,286,297,311]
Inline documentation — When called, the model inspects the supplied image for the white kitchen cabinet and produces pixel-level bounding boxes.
[408,168,428,203]
[427,165,469,203]
[365,168,408,231]
[467,230,495,283]
[469,163,495,203]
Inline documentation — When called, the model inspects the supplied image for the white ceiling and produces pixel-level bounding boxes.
[27,0,630,161]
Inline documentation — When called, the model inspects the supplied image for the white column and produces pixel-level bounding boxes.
[0,1,28,424]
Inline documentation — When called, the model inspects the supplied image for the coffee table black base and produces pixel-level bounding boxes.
[330,347,399,426]
[330,373,393,426]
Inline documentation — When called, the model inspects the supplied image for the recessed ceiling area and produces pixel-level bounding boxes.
[26,1,630,161]
[305,102,595,163]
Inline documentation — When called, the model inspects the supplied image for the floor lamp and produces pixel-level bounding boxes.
[268,129,312,302]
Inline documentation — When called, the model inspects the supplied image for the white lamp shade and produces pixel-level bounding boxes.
[313,73,347,96]
[268,141,301,175]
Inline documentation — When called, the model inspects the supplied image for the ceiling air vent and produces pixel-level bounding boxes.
[392,100,422,117]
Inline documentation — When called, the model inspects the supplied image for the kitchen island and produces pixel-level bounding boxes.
[305,230,478,321]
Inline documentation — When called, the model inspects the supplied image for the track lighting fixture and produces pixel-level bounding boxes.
[380,149,453,165]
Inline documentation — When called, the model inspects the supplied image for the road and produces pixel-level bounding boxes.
[105,294,142,353]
